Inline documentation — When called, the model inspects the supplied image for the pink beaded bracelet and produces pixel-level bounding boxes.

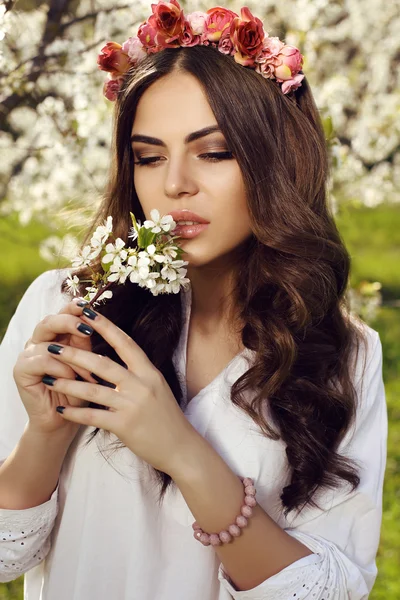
[192,477,257,546]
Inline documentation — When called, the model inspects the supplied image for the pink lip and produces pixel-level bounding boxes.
[168,209,210,225]
[172,223,209,239]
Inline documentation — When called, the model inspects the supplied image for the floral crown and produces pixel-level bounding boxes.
[97,1,305,101]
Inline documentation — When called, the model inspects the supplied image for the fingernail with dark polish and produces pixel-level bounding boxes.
[48,344,64,355]
[75,374,85,381]
[90,372,103,383]
[77,322,93,335]
[42,375,57,386]
[90,373,116,389]
[77,300,89,307]
[82,307,98,320]
[56,406,65,414]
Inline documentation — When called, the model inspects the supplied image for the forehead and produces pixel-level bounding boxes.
[131,72,218,135]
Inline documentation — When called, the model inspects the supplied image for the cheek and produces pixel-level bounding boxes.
[216,208,252,246]
[212,185,252,246]
[218,171,250,228]
[134,169,159,211]
[133,169,148,197]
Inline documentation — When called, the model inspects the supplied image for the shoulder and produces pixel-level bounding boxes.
[342,316,385,448]
[21,269,70,312]
[4,268,71,343]
[348,315,381,390]
[20,268,69,309]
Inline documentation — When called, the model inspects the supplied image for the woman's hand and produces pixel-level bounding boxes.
[41,306,198,477]
[13,298,99,439]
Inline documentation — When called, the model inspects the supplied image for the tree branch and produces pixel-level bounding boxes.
[0,0,73,125]
[3,0,17,13]
[59,4,132,32]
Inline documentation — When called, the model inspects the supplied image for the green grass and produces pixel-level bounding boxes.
[368,312,400,598]
[0,203,399,598]
[0,579,23,600]
[0,214,54,281]
[336,203,400,299]
[0,215,66,339]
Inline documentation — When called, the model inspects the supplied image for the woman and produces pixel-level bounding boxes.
[0,3,387,599]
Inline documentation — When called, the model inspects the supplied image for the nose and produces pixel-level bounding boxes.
[164,156,199,199]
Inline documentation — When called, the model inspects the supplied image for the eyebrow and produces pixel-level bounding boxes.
[130,125,223,147]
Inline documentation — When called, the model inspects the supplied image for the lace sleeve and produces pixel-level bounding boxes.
[0,269,66,582]
[218,532,369,599]
[0,478,59,583]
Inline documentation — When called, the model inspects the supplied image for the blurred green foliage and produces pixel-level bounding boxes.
[0,203,399,598]
[0,215,52,340]
[0,214,66,340]
[337,203,400,299]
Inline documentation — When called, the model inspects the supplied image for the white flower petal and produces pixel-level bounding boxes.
[128,255,138,266]
[112,256,122,267]
[129,271,140,283]
[138,256,150,267]
[89,247,102,259]
[150,208,160,222]
[115,238,125,250]
[128,227,138,241]
[138,265,150,278]
[98,290,113,302]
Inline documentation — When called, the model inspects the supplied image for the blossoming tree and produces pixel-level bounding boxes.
[0,0,398,317]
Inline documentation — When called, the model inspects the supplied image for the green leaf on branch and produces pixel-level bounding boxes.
[138,227,156,249]
[130,211,139,235]
[322,113,334,141]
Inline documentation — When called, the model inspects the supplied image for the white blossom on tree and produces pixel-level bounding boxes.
[0,0,397,317]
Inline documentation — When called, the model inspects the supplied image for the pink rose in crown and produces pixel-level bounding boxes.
[97,42,131,74]
[179,20,201,47]
[204,7,238,43]
[256,42,304,93]
[274,46,304,81]
[103,76,124,101]
[230,7,265,67]
[255,36,285,63]
[254,37,284,78]
[218,29,235,55]
[281,73,305,94]
[137,17,160,51]
[254,60,274,79]
[186,11,208,36]
[121,37,147,64]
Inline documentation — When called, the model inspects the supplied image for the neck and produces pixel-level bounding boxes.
[186,266,242,337]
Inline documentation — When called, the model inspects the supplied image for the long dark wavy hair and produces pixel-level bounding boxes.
[62,45,370,518]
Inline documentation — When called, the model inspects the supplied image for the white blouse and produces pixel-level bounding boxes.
[0,269,387,599]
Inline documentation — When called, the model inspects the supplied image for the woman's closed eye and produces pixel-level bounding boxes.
[133,151,234,166]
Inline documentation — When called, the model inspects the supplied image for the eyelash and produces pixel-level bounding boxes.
[133,151,234,166]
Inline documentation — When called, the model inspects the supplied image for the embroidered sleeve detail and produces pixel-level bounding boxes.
[217,531,369,599]
[0,484,58,582]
